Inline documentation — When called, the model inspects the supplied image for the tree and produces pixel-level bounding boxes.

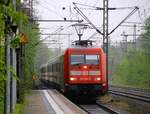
[141,17,150,55]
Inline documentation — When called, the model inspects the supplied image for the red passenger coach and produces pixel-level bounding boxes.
[40,42,107,98]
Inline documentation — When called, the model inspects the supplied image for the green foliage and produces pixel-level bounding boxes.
[0,101,4,114]
[10,65,19,81]
[0,11,5,37]
[10,35,20,48]
[0,42,5,110]
[0,1,28,38]
[0,1,52,112]
[0,59,19,101]
[112,50,150,89]
[0,60,6,76]
[141,17,150,55]
[0,59,6,102]
[5,3,28,25]
[0,59,5,113]
[34,43,53,74]
[111,17,150,90]
[22,22,53,86]
[0,1,28,111]
[22,23,41,88]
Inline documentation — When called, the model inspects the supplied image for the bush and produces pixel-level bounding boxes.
[112,50,150,89]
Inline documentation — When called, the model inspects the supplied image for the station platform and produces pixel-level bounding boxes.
[23,90,87,114]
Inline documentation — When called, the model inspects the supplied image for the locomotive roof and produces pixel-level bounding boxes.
[40,47,104,68]
[66,47,103,51]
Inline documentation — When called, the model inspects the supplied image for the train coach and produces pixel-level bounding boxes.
[40,43,107,98]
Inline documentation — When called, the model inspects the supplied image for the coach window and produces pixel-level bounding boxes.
[48,65,51,72]
[56,63,59,72]
[55,63,57,72]
[54,64,56,72]
[86,55,100,65]
[50,65,52,72]
[71,55,84,65]
[52,64,54,72]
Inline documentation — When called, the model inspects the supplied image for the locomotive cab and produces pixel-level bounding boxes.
[64,48,107,96]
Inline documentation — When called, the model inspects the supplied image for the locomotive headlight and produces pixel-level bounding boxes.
[83,65,88,69]
[70,77,76,81]
[96,77,101,81]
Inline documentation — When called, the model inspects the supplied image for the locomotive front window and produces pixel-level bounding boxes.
[71,55,84,65]
[71,54,99,65]
[86,55,99,65]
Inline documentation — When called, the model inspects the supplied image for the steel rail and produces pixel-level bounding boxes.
[80,103,120,114]
[109,86,150,103]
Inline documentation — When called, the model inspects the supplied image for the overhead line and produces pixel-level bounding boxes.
[73,2,99,8]
[125,22,142,24]
[74,2,137,10]
[73,2,103,35]
[121,25,145,28]
[40,33,72,35]
[121,34,141,36]
[109,6,139,35]
[34,19,83,22]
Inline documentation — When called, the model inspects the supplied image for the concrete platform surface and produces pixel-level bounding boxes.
[23,90,87,114]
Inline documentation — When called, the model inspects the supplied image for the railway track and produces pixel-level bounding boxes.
[109,85,150,103]
[80,103,120,114]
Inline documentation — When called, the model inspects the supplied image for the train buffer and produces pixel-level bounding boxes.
[23,89,87,114]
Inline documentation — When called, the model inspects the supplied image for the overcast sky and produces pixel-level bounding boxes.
[33,0,150,48]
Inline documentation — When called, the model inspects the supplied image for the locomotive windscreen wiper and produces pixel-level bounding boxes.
[72,62,84,65]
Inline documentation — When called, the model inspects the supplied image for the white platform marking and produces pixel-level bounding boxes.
[43,90,65,114]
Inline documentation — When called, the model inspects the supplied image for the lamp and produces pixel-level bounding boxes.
[72,23,88,41]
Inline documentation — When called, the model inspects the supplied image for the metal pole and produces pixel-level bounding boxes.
[122,31,128,53]
[68,34,71,47]
[5,34,11,114]
[11,37,17,112]
[133,24,136,49]
[103,0,109,92]
[79,34,82,41]
[17,46,22,103]
[11,0,17,112]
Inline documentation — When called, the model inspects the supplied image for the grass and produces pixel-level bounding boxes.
[112,96,150,114]
[0,101,4,114]
[111,100,130,112]
[11,104,24,114]
[11,90,31,114]
[99,95,112,103]
[0,90,31,114]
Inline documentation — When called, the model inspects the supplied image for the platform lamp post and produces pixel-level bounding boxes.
[72,23,88,41]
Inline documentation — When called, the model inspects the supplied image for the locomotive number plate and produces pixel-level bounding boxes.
[82,71,88,75]
[79,77,91,81]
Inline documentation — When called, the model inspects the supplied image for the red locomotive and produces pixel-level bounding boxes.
[40,40,107,98]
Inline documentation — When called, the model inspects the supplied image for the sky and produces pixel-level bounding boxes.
[32,0,150,48]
